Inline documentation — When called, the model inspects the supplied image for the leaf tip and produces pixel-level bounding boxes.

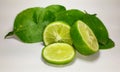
[4,31,14,39]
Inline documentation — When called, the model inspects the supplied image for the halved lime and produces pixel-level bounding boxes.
[42,43,75,65]
[43,21,72,46]
[70,20,99,55]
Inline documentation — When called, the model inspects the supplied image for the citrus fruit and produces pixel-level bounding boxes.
[70,20,99,55]
[82,13,109,45]
[43,21,72,46]
[42,43,75,65]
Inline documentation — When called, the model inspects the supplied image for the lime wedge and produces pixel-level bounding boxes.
[43,21,72,45]
[71,20,99,55]
[42,43,75,65]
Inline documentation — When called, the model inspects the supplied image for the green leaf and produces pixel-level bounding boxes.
[81,13,109,45]
[7,7,55,43]
[99,38,115,49]
[46,5,66,15]
[4,31,14,38]
[55,9,85,26]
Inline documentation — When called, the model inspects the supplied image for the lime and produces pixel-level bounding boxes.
[43,21,72,46]
[70,20,99,55]
[82,13,109,45]
[42,43,75,65]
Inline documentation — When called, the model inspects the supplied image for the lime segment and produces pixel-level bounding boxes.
[42,43,75,65]
[43,21,72,45]
[71,20,99,55]
[78,21,98,51]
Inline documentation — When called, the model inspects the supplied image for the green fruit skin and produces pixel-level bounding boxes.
[55,9,85,26]
[70,22,98,55]
[13,7,55,43]
[82,13,109,45]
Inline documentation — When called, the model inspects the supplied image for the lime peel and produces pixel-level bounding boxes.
[71,20,99,55]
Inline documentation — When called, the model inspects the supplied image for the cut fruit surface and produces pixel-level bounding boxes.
[70,20,99,55]
[81,13,109,45]
[42,43,75,65]
[43,21,72,45]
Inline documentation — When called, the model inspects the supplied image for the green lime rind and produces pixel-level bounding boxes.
[71,20,99,55]
[81,13,115,49]
[42,43,75,65]
[81,13,109,45]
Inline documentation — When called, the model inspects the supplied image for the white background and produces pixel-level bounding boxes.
[0,0,120,72]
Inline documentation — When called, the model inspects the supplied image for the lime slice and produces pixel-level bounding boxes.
[43,21,72,46]
[70,20,99,55]
[42,43,75,65]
